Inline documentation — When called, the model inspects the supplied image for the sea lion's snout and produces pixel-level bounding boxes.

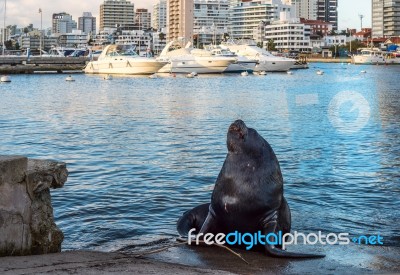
[227,120,248,152]
[228,120,248,137]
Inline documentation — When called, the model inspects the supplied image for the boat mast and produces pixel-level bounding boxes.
[2,0,6,56]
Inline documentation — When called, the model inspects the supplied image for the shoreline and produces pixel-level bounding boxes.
[1,243,399,275]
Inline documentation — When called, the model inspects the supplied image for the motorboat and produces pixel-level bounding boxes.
[84,44,168,75]
[42,47,79,57]
[352,48,386,65]
[221,40,295,72]
[206,46,257,73]
[0,75,11,82]
[158,42,236,74]
[65,75,75,81]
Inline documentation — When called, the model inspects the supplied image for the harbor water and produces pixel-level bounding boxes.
[0,63,399,251]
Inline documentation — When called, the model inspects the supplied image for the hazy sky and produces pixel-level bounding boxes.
[1,0,371,31]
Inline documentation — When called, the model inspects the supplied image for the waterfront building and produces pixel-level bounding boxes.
[291,0,318,20]
[229,0,294,40]
[264,12,312,52]
[78,12,96,35]
[372,0,400,37]
[21,36,58,51]
[316,0,337,30]
[193,0,229,46]
[100,0,135,31]
[114,30,152,55]
[166,0,194,43]
[57,30,90,48]
[52,12,77,34]
[152,30,167,54]
[300,18,332,36]
[135,9,152,30]
[152,0,167,31]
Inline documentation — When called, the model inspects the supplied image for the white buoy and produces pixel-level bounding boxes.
[259,71,267,75]
[148,73,157,79]
[103,74,113,80]
[65,75,75,81]
[186,73,194,78]
[191,72,198,76]
[287,71,293,75]
[360,70,367,74]
[0,75,11,82]
[316,70,324,75]
[241,71,249,76]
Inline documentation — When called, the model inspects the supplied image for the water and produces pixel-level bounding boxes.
[0,63,399,251]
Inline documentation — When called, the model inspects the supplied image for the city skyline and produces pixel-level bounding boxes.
[1,0,371,31]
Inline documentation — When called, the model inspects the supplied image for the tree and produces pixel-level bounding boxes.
[267,39,276,51]
[4,40,12,50]
[223,33,230,42]
[158,32,166,41]
[256,42,263,48]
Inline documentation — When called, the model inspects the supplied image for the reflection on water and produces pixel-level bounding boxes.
[0,64,399,251]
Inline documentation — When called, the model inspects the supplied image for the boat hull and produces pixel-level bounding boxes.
[352,55,386,65]
[84,59,167,75]
[158,59,233,74]
[224,61,257,73]
[254,60,295,72]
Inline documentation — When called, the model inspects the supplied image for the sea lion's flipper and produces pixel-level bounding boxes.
[177,203,210,237]
[261,211,325,258]
[198,205,218,234]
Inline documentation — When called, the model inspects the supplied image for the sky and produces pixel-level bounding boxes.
[1,0,371,31]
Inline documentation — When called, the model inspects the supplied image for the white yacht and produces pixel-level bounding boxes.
[158,42,236,74]
[206,46,257,73]
[84,45,168,75]
[221,40,295,72]
[352,48,386,65]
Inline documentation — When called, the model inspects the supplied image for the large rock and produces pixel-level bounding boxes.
[0,155,67,256]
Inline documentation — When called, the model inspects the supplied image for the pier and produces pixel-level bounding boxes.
[0,57,89,74]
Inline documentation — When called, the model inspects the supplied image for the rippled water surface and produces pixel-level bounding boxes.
[1,63,399,250]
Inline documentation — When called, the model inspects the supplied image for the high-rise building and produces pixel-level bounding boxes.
[316,0,337,30]
[229,0,294,39]
[152,0,167,31]
[291,0,318,20]
[193,0,229,45]
[167,0,194,43]
[100,0,135,31]
[372,0,400,37]
[52,13,77,34]
[135,9,152,30]
[78,12,96,34]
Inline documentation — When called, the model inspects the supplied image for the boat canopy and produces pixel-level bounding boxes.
[105,45,138,57]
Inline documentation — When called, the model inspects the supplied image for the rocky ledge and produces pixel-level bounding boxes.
[0,155,68,256]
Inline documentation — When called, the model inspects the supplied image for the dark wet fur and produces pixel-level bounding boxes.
[177,120,325,258]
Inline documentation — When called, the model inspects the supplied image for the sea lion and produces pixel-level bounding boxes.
[177,120,324,258]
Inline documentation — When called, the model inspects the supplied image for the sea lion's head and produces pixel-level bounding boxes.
[227,120,265,156]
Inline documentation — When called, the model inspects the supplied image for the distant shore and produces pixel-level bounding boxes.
[308,57,352,63]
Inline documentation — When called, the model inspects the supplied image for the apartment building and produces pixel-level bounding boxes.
[135,9,152,30]
[167,0,194,43]
[52,13,77,34]
[229,0,294,39]
[265,12,312,52]
[152,0,167,31]
[78,12,96,34]
[316,0,337,30]
[100,0,135,31]
[372,0,400,37]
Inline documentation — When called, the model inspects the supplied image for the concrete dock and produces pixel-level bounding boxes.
[0,57,88,74]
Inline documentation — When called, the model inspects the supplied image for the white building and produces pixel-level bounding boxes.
[229,0,294,39]
[152,0,167,31]
[152,29,167,54]
[114,30,152,56]
[323,35,357,46]
[264,12,312,52]
[291,0,318,20]
[57,30,89,48]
